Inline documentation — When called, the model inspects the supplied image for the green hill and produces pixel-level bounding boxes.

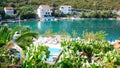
[0,0,120,10]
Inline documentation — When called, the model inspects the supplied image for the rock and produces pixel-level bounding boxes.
[113,40,120,49]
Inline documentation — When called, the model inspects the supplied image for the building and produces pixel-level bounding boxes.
[37,5,54,21]
[59,5,72,14]
[4,7,14,15]
[112,10,120,16]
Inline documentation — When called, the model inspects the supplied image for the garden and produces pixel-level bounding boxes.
[0,25,120,68]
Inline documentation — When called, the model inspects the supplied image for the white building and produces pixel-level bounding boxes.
[37,5,54,21]
[112,10,120,16]
[4,7,14,15]
[59,5,72,14]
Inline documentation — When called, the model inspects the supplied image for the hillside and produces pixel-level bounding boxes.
[0,0,120,10]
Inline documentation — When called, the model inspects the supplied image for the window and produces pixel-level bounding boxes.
[48,12,50,15]
[46,12,47,14]
[61,7,64,9]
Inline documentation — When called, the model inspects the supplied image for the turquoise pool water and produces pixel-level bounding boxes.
[47,48,61,62]
[49,47,61,55]
[8,20,120,40]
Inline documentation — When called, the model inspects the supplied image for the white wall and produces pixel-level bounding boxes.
[59,6,72,14]
[37,6,52,18]
[4,9,14,15]
[112,10,120,16]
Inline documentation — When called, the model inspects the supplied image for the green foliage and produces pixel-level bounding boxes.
[22,44,50,68]
[0,47,20,66]
[0,25,38,67]
[17,6,36,19]
[42,29,54,37]
[0,25,38,50]
[95,31,108,40]
[0,7,15,19]
[52,9,68,17]
[0,22,119,68]
[1,0,120,19]
[80,10,118,18]
[0,27,120,68]
[8,26,22,40]
[1,0,120,10]
[82,31,107,41]
[57,39,115,68]
[20,11,36,20]
[16,32,38,49]
[72,30,78,38]
[0,7,5,19]
[0,25,11,47]
[15,27,38,50]
[80,12,86,18]
[102,50,120,67]
[58,30,71,40]
[4,14,15,19]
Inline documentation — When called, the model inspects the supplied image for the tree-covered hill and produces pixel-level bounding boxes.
[0,0,120,10]
[0,0,119,19]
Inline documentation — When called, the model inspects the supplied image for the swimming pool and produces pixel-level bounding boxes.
[47,47,61,62]
[49,47,61,55]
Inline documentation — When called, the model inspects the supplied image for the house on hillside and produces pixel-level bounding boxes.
[59,5,72,14]
[37,5,54,21]
[112,10,120,16]
[4,7,14,15]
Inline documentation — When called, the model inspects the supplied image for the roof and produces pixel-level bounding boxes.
[4,7,14,10]
[60,5,72,7]
[39,5,52,9]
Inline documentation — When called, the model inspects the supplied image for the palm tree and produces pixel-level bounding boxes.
[0,25,38,49]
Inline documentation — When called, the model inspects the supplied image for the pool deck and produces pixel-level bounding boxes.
[33,35,62,48]
[44,43,61,48]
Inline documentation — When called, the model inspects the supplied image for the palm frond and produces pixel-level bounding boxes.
[16,32,38,42]
[8,26,22,41]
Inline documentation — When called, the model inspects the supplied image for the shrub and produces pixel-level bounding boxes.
[82,31,107,41]
[4,14,15,19]
[80,10,117,18]
[56,39,114,68]
[22,44,50,68]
